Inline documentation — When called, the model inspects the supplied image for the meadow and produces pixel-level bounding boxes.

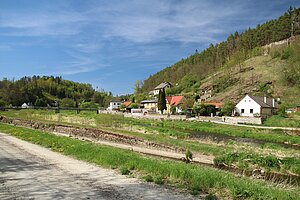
[0,122,299,199]
[1,109,300,177]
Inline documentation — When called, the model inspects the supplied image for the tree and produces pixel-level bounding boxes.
[181,98,195,111]
[0,99,6,107]
[221,101,235,116]
[60,98,75,107]
[134,80,143,94]
[158,89,167,114]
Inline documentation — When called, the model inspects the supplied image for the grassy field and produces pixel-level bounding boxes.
[0,122,299,199]
[1,109,300,177]
[264,113,300,128]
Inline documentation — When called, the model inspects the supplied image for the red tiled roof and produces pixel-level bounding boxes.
[166,96,185,106]
[203,102,223,108]
[123,101,132,107]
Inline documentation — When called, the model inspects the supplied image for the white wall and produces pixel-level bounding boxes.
[108,102,121,110]
[235,95,261,117]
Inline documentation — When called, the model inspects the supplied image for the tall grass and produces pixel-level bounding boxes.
[0,122,299,199]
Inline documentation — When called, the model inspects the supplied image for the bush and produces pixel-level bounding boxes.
[80,102,99,109]
[153,175,164,185]
[120,167,131,175]
[271,50,281,59]
[281,47,293,60]
[143,175,153,182]
[60,98,76,107]
[205,194,218,200]
[185,149,193,162]
[0,99,6,107]
[221,101,235,116]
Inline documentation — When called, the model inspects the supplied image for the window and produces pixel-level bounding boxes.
[241,109,244,113]
[249,100,251,102]
[250,109,253,113]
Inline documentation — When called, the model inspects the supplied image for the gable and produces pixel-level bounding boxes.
[236,95,261,108]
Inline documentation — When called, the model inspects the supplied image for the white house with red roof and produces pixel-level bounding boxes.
[235,95,279,117]
[166,96,185,114]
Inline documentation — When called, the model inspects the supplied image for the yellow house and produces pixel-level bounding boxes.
[140,100,158,112]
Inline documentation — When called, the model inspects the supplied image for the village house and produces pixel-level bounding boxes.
[235,95,279,117]
[107,101,122,111]
[166,96,185,114]
[150,82,173,96]
[140,100,158,112]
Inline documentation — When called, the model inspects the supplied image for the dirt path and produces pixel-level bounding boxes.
[0,132,199,200]
[53,131,214,165]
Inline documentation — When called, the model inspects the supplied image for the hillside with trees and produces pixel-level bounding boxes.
[0,76,112,108]
[140,7,300,104]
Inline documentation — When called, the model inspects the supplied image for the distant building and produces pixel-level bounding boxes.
[21,103,29,109]
[123,101,132,108]
[235,95,279,117]
[166,96,185,114]
[107,101,122,111]
[140,99,158,112]
[151,82,173,96]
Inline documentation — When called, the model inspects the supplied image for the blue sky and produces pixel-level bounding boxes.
[1,0,299,95]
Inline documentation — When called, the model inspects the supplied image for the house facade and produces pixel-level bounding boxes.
[166,96,185,114]
[235,95,279,117]
[107,101,122,111]
[152,82,173,96]
[140,100,158,112]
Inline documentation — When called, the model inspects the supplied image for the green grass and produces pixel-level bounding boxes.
[1,109,300,176]
[3,109,300,146]
[264,115,300,128]
[214,152,300,176]
[0,122,299,199]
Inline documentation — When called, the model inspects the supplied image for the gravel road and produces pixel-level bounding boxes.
[0,132,199,200]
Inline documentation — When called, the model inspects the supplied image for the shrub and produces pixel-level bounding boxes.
[143,175,153,182]
[153,175,164,185]
[120,167,131,175]
[185,149,193,162]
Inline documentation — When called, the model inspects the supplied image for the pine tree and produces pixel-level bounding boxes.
[158,89,167,114]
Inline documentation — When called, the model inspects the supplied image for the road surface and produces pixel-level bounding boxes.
[0,132,197,200]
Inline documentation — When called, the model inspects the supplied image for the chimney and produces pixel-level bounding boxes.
[264,96,267,104]
[272,98,275,108]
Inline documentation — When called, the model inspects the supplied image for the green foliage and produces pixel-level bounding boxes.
[79,102,99,109]
[205,194,218,200]
[181,98,195,111]
[185,149,193,162]
[282,40,300,87]
[141,8,300,95]
[130,103,139,109]
[193,102,216,116]
[143,175,154,182]
[158,89,167,114]
[0,99,6,107]
[271,50,281,58]
[60,98,76,107]
[170,106,176,114]
[120,167,131,175]
[221,101,235,116]
[281,46,293,59]
[35,98,48,107]
[0,76,112,107]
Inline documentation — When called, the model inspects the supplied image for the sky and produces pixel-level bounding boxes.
[1,0,300,95]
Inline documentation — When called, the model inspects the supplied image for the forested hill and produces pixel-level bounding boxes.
[0,76,112,108]
[141,7,300,94]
